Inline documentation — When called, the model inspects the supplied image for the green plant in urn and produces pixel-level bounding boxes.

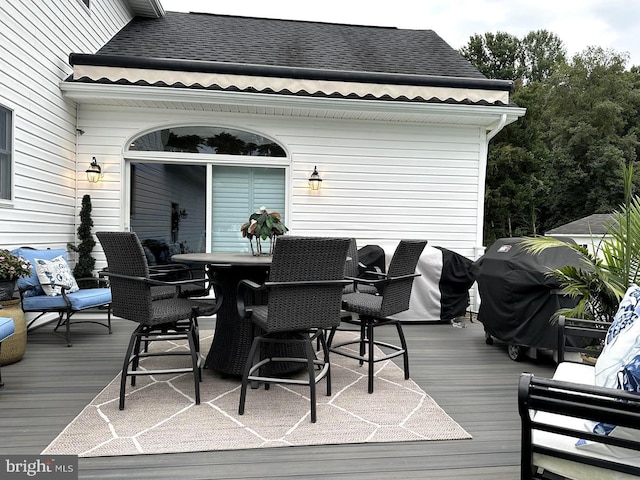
[240,206,288,255]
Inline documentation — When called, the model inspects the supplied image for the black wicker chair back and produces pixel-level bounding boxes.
[97,231,153,323]
[329,239,427,393]
[261,236,350,332]
[379,239,429,317]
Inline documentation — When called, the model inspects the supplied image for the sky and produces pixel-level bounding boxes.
[159,0,640,68]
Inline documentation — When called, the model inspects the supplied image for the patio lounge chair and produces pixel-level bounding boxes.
[12,247,112,347]
[237,236,351,423]
[519,286,640,479]
[329,239,427,393]
[97,231,222,410]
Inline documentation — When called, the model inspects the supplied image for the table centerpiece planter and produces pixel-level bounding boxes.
[240,206,288,256]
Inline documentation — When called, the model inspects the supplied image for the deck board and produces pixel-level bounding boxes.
[0,313,556,479]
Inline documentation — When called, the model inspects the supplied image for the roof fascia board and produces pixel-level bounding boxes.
[60,81,525,126]
[69,53,513,92]
[127,0,164,17]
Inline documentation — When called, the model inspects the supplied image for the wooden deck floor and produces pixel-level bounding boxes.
[0,314,556,479]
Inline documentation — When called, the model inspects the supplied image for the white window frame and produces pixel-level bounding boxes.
[0,104,14,205]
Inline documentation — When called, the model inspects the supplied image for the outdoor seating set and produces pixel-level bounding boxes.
[96,232,426,423]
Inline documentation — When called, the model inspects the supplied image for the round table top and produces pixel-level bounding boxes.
[172,252,273,266]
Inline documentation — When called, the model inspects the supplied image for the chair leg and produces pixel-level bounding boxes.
[64,311,72,347]
[304,338,317,423]
[318,332,332,397]
[120,325,141,410]
[131,328,145,386]
[0,343,3,387]
[327,326,337,348]
[239,336,261,416]
[367,320,375,394]
[187,317,201,405]
[395,320,410,380]
[359,321,366,366]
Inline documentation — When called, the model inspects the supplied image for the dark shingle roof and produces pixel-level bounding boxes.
[97,12,487,80]
[545,214,615,235]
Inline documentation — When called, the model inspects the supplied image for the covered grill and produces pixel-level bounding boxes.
[474,237,581,359]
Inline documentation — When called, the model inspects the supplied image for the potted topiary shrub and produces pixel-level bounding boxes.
[67,194,97,288]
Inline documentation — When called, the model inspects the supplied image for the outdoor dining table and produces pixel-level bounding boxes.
[172,252,301,377]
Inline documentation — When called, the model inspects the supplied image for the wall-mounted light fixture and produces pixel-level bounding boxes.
[86,157,103,183]
[308,166,323,190]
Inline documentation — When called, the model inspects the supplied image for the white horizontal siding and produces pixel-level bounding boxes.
[0,0,133,250]
[74,105,484,266]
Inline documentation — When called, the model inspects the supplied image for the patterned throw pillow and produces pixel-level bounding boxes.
[583,284,640,437]
[595,284,640,389]
[34,255,80,296]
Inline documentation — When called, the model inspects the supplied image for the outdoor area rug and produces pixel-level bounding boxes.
[42,330,471,457]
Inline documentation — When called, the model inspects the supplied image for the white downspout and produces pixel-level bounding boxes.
[471,113,507,312]
[487,113,507,142]
[476,113,507,254]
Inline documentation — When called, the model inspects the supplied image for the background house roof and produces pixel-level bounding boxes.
[545,213,615,235]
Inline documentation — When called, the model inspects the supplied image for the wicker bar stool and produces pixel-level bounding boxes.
[237,236,350,423]
[97,231,222,410]
[329,239,427,393]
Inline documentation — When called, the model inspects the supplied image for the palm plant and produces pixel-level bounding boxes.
[521,164,640,323]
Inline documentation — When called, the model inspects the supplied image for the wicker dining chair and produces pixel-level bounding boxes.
[328,239,427,393]
[343,238,378,295]
[237,236,351,423]
[96,231,222,410]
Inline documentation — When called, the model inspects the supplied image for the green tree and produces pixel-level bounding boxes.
[460,29,566,84]
[520,30,566,83]
[462,30,640,247]
[459,31,523,81]
[541,47,640,229]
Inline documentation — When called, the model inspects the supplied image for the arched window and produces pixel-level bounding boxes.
[128,126,286,157]
[127,126,287,254]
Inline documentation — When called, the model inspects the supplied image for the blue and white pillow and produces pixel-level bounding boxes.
[34,255,80,296]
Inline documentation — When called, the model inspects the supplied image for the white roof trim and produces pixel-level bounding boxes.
[61,81,526,127]
[73,65,511,104]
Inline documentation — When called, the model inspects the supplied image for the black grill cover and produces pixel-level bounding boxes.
[436,246,476,320]
[474,237,581,349]
[357,245,386,278]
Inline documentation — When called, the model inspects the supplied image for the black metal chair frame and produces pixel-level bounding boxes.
[556,315,608,363]
[329,239,427,393]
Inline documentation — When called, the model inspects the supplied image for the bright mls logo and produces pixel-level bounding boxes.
[2,455,78,479]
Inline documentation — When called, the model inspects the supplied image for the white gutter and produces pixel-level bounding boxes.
[487,113,508,142]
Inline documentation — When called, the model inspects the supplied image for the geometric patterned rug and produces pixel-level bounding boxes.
[42,330,471,457]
